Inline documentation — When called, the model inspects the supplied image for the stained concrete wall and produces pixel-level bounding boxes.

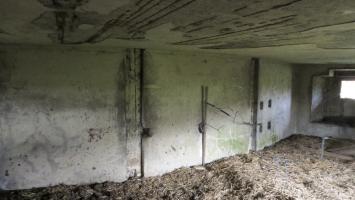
[293,64,355,139]
[0,46,294,189]
[143,50,254,177]
[256,59,293,150]
[0,48,128,189]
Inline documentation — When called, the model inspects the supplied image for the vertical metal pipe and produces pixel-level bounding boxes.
[139,49,145,177]
[320,137,328,159]
[202,86,208,166]
[251,58,260,151]
[201,86,205,165]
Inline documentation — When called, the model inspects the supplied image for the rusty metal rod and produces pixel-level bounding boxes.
[201,86,208,166]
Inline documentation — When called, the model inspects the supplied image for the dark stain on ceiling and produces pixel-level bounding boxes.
[3,0,355,63]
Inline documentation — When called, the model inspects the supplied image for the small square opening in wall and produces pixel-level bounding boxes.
[260,101,264,110]
[340,80,355,99]
[267,121,271,130]
[259,124,263,133]
[268,99,272,108]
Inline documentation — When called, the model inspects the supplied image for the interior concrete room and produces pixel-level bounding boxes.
[0,0,354,199]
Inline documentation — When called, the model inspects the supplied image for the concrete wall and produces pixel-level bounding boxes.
[0,48,128,189]
[256,59,293,150]
[293,64,355,139]
[0,46,295,189]
[310,76,355,122]
[143,50,254,177]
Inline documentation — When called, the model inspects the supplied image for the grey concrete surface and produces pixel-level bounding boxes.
[3,1,355,63]
[257,59,293,149]
[142,50,253,177]
[0,48,128,189]
[0,0,354,192]
[0,45,352,191]
[292,64,355,139]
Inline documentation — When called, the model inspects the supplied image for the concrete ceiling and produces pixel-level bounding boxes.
[3,0,355,63]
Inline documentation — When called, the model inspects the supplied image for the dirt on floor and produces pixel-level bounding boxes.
[1,135,354,200]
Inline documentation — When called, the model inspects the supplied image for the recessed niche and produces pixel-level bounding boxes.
[267,121,271,130]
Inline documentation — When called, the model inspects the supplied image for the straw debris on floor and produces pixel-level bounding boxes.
[1,135,354,200]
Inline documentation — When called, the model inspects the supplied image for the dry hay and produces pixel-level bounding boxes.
[1,135,354,200]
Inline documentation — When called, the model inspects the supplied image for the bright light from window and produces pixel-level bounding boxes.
[340,80,355,99]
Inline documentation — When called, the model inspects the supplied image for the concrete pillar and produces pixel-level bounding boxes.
[124,49,142,178]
